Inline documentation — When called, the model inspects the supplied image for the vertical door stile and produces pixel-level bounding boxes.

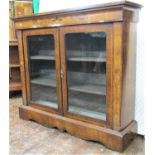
[17,30,28,105]
[60,28,68,115]
[57,28,64,115]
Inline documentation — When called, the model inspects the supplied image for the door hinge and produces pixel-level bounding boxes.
[60,69,64,78]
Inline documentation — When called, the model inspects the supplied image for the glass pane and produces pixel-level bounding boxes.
[27,35,58,109]
[65,32,106,120]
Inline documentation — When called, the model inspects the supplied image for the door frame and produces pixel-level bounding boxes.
[60,24,113,127]
[23,28,63,115]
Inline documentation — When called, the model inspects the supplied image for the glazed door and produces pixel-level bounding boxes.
[23,28,62,114]
[60,24,113,126]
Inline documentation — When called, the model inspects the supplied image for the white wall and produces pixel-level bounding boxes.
[133,0,145,135]
[39,0,121,12]
[39,0,145,135]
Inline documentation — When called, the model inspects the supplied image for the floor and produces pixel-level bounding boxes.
[10,96,145,155]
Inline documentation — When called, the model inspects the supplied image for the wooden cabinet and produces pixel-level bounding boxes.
[9,0,33,92]
[9,41,22,91]
[14,1,142,152]
[9,0,21,92]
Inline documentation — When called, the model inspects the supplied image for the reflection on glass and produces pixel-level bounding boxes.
[27,35,58,109]
[66,32,106,120]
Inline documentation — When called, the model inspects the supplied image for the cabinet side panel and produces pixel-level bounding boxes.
[17,30,27,105]
[113,22,123,130]
[121,22,137,129]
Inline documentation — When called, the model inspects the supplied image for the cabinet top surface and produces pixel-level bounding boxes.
[13,1,142,21]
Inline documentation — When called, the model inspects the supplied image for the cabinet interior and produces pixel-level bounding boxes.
[65,32,107,120]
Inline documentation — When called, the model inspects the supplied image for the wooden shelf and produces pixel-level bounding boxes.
[67,50,106,62]
[31,73,106,95]
[31,76,56,87]
[9,40,18,46]
[69,93,106,113]
[69,84,106,95]
[68,72,106,85]
[9,64,20,68]
[9,82,22,91]
[31,77,106,95]
[69,105,106,120]
[33,100,58,109]
[68,57,106,62]
[30,55,55,60]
